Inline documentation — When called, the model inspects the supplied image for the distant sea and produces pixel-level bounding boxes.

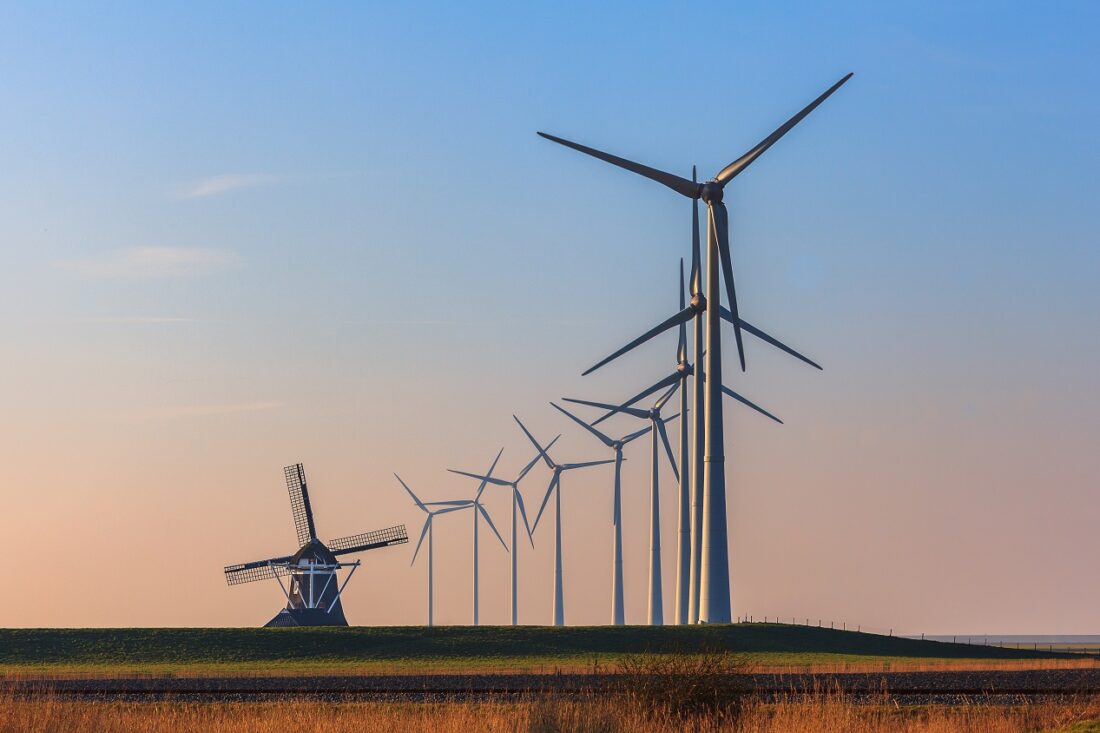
[922,635,1100,644]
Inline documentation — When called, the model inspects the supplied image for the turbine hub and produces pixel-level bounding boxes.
[700,182,723,204]
[690,292,706,311]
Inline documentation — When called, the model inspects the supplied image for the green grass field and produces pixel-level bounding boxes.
[0,623,1084,677]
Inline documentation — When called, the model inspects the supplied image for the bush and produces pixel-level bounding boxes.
[614,651,750,720]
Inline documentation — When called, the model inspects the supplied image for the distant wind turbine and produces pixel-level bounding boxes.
[395,474,466,627]
[518,416,615,626]
[563,384,680,625]
[448,427,560,626]
[424,449,508,626]
[549,401,673,626]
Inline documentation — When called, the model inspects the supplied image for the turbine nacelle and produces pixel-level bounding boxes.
[699,181,723,204]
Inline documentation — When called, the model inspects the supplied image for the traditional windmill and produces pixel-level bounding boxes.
[224,463,408,627]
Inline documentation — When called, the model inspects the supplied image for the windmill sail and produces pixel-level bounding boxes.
[223,556,292,585]
[329,525,409,555]
[285,463,318,547]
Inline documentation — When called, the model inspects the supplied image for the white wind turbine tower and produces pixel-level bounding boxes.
[396,474,466,627]
[539,73,851,622]
[563,385,680,625]
[448,426,560,626]
[585,260,819,623]
[424,449,508,626]
[547,402,672,625]
[518,416,615,626]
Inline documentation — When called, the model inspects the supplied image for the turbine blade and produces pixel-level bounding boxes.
[550,402,615,448]
[711,202,746,371]
[622,424,653,444]
[515,490,535,547]
[430,505,470,516]
[722,310,823,370]
[475,447,505,502]
[562,396,649,420]
[411,517,430,565]
[561,458,617,470]
[532,472,559,533]
[656,418,680,482]
[721,386,784,424]
[478,503,508,551]
[514,415,556,469]
[591,371,680,427]
[447,469,511,486]
[395,473,426,512]
[517,434,560,483]
[583,306,694,376]
[654,381,680,411]
[424,500,473,506]
[537,132,698,199]
[715,73,854,185]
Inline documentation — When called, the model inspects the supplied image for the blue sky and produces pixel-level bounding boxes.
[1,2,1098,630]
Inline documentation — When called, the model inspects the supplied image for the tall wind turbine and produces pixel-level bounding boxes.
[539,72,850,622]
[587,261,820,624]
[517,416,615,626]
[563,386,680,625]
[448,428,560,626]
[396,474,465,627]
[424,449,507,626]
[549,402,670,625]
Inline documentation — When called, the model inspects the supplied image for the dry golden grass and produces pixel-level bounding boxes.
[1,693,1098,733]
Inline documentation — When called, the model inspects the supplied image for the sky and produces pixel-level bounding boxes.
[1,2,1098,634]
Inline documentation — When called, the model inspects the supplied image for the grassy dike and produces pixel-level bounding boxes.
[0,623,1076,676]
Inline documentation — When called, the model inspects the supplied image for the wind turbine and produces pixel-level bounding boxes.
[586,260,820,623]
[548,402,672,625]
[396,474,466,627]
[424,449,508,626]
[448,429,561,626]
[566,369,784,625]
[563,386,680,625]
[517,416,615,626]
[539,73,851,622]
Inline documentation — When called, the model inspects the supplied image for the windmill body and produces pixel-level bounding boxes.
[224,463,408,627]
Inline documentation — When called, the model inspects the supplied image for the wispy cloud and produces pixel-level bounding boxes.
[151,401,284,419]
[175,173,279,199]
[73,316,194,324]
[57,247,240,278]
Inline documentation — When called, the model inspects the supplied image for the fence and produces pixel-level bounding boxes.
[735,616,1100,657]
